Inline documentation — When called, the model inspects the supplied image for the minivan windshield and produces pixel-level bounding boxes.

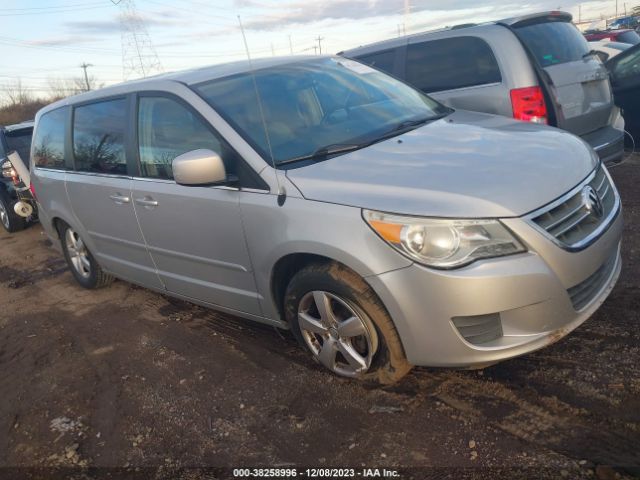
[194,57,450,165]
[516,21,590,67]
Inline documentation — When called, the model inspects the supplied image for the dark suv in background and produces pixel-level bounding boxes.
[342,12,626,166]
[0,121,34,232]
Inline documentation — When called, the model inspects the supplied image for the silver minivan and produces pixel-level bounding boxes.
[342,12,626,166]
[31,56,622,383]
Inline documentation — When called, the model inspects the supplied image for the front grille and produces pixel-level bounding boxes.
[567,250,618,311]
[529,166,619,250]
[452,313,503,345]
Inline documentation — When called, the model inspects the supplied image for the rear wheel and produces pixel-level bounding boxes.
[0,191,26,233]
[60,224,114,289]
[285,262,411,384]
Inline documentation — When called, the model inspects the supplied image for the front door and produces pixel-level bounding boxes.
[607,43,640,145]
[131,94,262,315]
[65,97,163,289]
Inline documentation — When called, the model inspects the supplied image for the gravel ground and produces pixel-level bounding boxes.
[0,155,639,480]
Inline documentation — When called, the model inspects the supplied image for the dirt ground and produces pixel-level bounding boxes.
[0,156,639,480]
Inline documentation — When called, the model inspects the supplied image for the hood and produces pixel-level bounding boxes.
[285,110,598,218]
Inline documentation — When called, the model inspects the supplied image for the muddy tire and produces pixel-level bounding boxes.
[60,223,114,289]
[0,190,26,233]
[284,261,411,384]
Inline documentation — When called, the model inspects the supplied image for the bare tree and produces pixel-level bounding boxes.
[1,79,32,106]
[47,77,81,98]
[47,75,104,99]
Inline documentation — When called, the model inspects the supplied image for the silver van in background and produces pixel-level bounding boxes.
[342,12,626,166]
[30,56,622,384]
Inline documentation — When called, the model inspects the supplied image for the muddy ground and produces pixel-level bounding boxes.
[0,157,639,480]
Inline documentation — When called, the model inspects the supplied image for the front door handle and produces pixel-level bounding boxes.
[135,197,159,208]
[109,193,131,205]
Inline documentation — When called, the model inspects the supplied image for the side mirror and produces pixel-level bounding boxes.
[172,149,228,186]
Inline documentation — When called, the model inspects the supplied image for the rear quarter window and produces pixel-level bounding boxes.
[516,21,589,66]
[33,108,68,170]
[405,36,502,93]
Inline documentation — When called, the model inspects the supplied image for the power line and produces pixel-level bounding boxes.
[3,1,105,11]
[0,5,111,16]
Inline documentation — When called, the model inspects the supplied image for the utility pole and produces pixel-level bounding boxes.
[404,0,411,34]
[578,4,581,23]
[288,35,293,55]
[316,36,324,55]
[80,62,93,91]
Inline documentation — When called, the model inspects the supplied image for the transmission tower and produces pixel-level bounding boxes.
[111,0,163,81]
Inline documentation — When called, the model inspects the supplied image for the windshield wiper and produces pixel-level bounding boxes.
[372,112,451,144]
[277,143,366,165]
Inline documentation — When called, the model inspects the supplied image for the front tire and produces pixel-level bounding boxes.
[284,262,411,384]
[60,224,114,289]
[0,191,26,233]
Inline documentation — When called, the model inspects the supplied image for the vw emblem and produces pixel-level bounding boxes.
[582,186,604,219]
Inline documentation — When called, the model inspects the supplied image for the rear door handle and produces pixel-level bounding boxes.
[135,197,159,208]
[109,193,131,205]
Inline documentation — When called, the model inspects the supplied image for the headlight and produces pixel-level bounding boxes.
[364,210,525,269]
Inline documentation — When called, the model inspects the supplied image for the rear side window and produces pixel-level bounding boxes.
[33,108,67,170]
[355,49,398,74]
[137,96,231,180]
[405,36,501,93]
[516,21,589,66]
[73,99,127,175]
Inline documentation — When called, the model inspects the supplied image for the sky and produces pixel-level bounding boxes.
[0,0,632,99]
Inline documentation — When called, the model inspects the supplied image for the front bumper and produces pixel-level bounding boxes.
[367,210,623,367]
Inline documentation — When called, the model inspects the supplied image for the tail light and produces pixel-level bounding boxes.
[510,86,548,124]
[29,182,38,202]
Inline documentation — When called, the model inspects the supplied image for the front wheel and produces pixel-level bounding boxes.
[284,262,411,384]
[60,224,114,289]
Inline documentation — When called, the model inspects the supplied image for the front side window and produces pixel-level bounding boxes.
[137,96,231,180]
[406,36,502,93]
[194,57,449,166]
[73,99,127,175]
[33,108,67,170]
[610,44,640,84]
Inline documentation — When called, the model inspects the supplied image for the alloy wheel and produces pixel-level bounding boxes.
[298,290,378,377]
[65,228,91,279]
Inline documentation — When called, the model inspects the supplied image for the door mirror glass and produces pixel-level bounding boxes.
[172,149,227,186]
